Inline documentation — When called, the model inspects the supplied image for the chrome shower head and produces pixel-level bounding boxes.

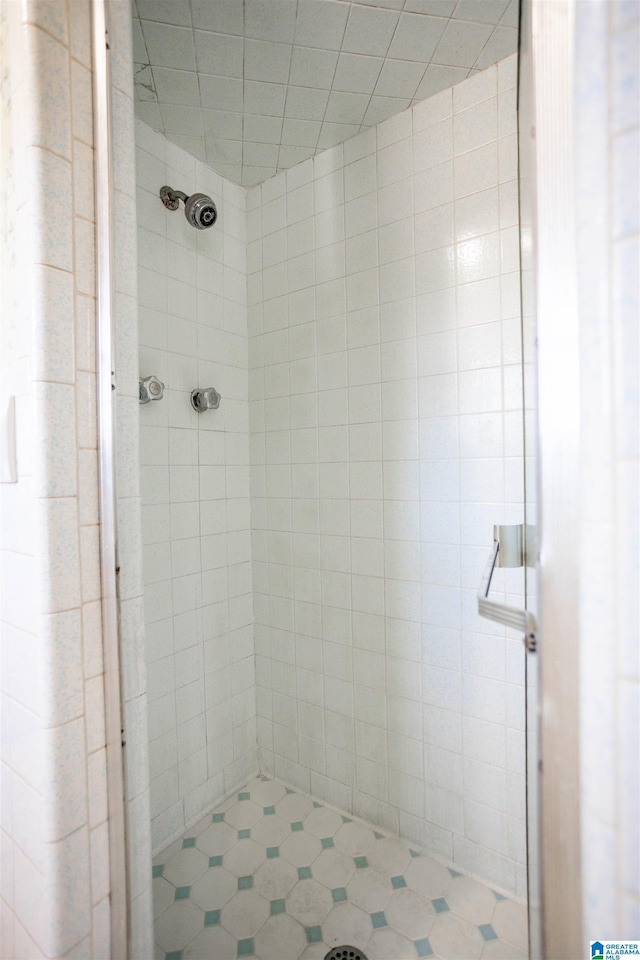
[159,185,218,229]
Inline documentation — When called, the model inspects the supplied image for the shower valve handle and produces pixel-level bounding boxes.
[139,375,165,404]
[191,387,221,412]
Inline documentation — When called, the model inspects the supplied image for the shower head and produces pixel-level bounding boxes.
[160,185,218,229]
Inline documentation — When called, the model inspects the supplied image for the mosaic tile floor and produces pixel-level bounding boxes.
[152,776,529,960]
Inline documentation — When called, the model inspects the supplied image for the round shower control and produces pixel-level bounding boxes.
[139,375,165,404]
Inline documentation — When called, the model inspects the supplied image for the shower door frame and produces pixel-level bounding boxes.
[529,0,584,957]
[93,0,129,955]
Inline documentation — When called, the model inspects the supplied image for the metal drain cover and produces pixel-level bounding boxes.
[324,948,369,960]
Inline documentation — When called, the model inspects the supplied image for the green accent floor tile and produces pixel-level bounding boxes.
[239,792,250,801]
[166,952,182,960]
[410,849,420,858]
[212,813,224,823]
[493,890,507,901]
[174,886,190,900]
[432,897,449,913]
[320,837,334,849]
[306,926,322,943]
[261,775,269,781]
[479,924,498,942]
[238,876,253,890]
[286,788,294,794]
[448,867,461,877]
[237,938,254,957]
[374,831,385,839]
[332,887,347,902]
[371,911,387,929]
[415,938,434,958]
[238,829,251,839]
[204,910,220,927]
[266,846,279,859]
[391,875,407,889]
[298,866,312,880]
[291,821,303,831]
[270,899,286,916]
[313,801,322,808]
[209,855,223,867]
[341,815,352,823]
[182,837,196,849]
[354,856,368,869]
[264,805,275,815]
[152,864,164,878]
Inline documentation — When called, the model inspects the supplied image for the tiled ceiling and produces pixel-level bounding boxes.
[132,0,518,187]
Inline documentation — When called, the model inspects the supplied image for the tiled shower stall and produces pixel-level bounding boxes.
[137,50,527,901]
[1,0,638,957]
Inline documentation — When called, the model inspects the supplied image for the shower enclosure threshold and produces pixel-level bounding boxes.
[151,776,528,960]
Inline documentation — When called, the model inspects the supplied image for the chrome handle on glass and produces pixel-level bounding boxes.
[477,524,537,646]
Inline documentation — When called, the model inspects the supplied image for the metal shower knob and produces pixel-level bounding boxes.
[191,387,221,412]
[139,375,165,404]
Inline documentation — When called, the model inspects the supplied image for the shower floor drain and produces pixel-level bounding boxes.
[324,948,369,960]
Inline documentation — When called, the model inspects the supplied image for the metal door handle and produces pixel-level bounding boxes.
[477,525,537,639]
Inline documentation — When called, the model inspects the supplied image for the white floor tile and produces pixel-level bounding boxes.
[151,776,529,960]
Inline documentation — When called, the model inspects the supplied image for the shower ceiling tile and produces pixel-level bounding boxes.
[364,97,412,128]
[292,1,350,51]
[474,25,520,70]
[244,0,297,44]
[200,75,243,113]
[190,0,243,35]
[325,91,370,126]
[243,142,280,169]
[134,0,518,187]
[137,0,192,28]
[388,12,448,61]
[194,30,243,78]
[152,67,199,106]
[244,115,284,146]
[243,81,288,119]
[318,122,362,151]
[243,166,277,188]
[406,0,457,13]
[342,5,401,57]
[333,53,385,95]
[141,21,196,70]
[134,63,156,102]
[208,139,242,165]
[452,0,510,24]
[431,19,495,67]
[417,65,469,101]
[278,145,316,169]
[286,89,331,127]
[374,58,428,100]
[202,109,242,141]
[289,46,340,90]
[281,118,322,149]
[244,39,293,85]
[172,135,206,163]
[132,17,146,61]
[160,103,203,139]
[500,0,520,28]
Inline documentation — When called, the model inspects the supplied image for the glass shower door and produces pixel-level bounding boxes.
[518,1,542,956]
